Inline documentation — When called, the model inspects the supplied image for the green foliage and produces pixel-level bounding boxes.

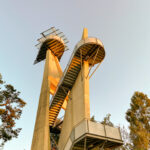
[101,113,114,127]
[90,115,96,122]
[0,74,3,85]
[126,92,150,150]
[0,74,26,147]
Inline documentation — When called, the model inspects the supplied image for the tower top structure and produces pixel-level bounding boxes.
[82,28,88,40]
[34,27,69,64]
[31,27,123,150]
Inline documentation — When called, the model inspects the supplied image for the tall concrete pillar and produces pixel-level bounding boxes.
[58,61,90,149]
[72,61,90,127]
[31,50,62,150]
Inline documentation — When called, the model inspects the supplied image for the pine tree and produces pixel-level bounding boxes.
[90,115,96,122]
[126,92,150,150]
[101,113,114,127]
[0,74,26,147]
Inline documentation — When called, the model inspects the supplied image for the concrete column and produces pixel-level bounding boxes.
[31,50,52,150]
[72,61,90,127]
[58,61,90,149]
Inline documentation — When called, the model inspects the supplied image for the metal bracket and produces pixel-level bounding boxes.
[86,47,100,79]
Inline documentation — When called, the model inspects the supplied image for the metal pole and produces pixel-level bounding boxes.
[84,138,87,150]
[86,47,100,78]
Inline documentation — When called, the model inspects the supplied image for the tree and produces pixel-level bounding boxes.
[90,115,96,122]
[126,92,150,150]
[101,113,114,127]
[0,74,26,147]
[120,126,133,150]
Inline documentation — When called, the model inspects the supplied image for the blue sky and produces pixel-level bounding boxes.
[0,0,150,149]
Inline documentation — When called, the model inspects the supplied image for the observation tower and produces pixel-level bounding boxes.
[31,27,123,150]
